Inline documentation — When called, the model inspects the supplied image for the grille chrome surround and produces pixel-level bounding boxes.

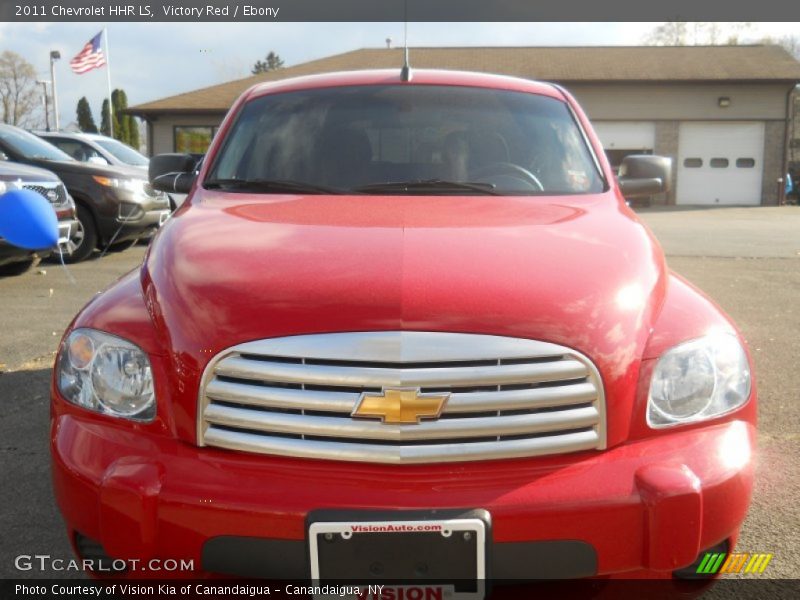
[198,332,606,464]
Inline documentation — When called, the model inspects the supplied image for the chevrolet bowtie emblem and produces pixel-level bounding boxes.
[352,388,451,424]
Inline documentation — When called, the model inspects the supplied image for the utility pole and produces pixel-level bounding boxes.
[49,50,61,131]
[36,80,50,131]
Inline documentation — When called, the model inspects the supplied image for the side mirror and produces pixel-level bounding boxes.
[618,155,672,198]
[0,151,8,161]
[88,155,109,166]
[149,153,203,194]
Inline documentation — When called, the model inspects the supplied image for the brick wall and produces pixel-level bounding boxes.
[653,121,680,205]
[762,121,786,206]
[790,91,800,171]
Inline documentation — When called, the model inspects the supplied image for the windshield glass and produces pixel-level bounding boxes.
[96,138,149,166]
[0,126,73,161]
[206,85,605,195]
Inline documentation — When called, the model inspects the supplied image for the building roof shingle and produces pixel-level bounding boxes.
[129,45,800,115]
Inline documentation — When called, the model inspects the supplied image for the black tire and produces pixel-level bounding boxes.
[104,238,138,253]
[0,259,35,276]
[62,204,98,263]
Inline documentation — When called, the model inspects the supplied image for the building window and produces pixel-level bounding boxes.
[736,158,756,168]
[710,158,729,168]
[683,158,703,168]
[174,126,214,153]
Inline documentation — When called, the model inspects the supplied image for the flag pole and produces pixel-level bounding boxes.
[104,27,114,138]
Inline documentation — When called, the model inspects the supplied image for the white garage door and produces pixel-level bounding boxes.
[592,122,655,151]
[677,122,764,205]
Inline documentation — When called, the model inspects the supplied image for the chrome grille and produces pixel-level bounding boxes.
[22,182,68,206]
[198,332,606,464]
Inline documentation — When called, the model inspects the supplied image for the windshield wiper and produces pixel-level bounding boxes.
[354,179,502,195]
[204,178,350,195]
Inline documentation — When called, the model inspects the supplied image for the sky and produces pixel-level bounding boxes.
[0,21,798,128]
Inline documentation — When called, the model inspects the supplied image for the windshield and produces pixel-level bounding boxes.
[0,126,73,162]
[206,85,605,195]
[96,138,149,166]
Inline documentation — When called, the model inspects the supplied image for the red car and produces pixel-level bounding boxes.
[51,69,755,585]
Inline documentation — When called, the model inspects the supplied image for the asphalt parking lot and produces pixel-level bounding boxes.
[0,205,798,581]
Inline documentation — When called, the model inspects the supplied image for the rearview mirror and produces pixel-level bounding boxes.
[618,155,672,198]
[149,153,203,194]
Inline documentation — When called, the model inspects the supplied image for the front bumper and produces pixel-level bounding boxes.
[57,219,79,246]
[0,217,79,265]
[94,188,171,243]
[51,413,754,579]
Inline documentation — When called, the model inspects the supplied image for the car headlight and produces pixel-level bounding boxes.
[647,333,751,428]
[57,328,155,421]
[93,176,148,195]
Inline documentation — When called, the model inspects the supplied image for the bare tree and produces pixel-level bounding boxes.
[643,22,753,46]
[0,51,42,128]
[644,22,688,46]
[767,34,800,58]
[785,35,800,58]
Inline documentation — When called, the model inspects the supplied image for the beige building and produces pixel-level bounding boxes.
[129,45,800,205]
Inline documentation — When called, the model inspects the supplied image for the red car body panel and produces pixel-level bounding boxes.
[51,69,757,580]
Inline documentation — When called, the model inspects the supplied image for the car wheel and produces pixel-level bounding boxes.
[0,259,35,276]
[62,205,97,263]
[104,238,138,253]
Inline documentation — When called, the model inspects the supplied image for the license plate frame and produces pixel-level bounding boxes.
[309,517,486,583]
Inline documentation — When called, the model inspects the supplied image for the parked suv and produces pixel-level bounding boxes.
[51,70,755,583]
[38,131,186,210]
[36,131,149,170]
[0,125,170,262]
[0,161,77,275]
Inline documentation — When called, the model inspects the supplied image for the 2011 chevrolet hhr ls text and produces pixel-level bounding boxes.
[51,69,756,583]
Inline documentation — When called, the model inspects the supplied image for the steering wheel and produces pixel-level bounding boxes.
[470,162,544,192]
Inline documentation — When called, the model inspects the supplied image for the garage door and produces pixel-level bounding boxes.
[593,122,655,170]
[593,122,656,150]
[677,122,764,205]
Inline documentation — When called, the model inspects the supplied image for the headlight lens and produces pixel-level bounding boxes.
[57,328,155,421]
[93,176,148,195]
[647,333,751,428]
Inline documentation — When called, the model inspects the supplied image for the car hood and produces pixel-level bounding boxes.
[143,191,666,429]
[0,160,61,182]
[27,159,146,180]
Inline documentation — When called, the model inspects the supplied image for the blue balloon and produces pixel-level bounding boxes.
[0,188,59,250]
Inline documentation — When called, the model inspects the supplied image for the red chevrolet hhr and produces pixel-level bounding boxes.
[51,69,756,585]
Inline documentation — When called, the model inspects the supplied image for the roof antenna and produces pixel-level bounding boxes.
[400,1,412,82]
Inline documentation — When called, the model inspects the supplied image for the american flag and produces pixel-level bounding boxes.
[70,32,106,74]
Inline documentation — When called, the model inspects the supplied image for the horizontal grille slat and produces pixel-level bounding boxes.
[205,378,598,414]
[214,356,589,388]
[204,404,600,441]
[202,427,601,464]
[206,379,358,413]
[199,332,606,464]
